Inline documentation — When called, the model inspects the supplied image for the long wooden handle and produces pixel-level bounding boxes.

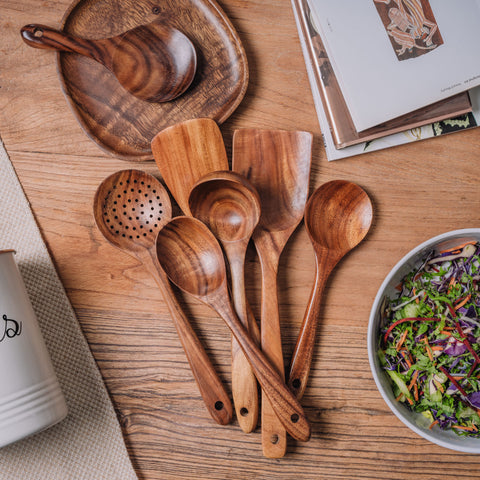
[141,249,233,425]
[229,252,259,433]
[259,259,287,457]
[213,289,311,443]
[20,24,108,66]
[288,253,338,400]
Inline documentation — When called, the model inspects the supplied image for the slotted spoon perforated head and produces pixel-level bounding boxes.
[93,169,172,253]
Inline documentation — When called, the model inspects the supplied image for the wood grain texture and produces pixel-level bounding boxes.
[288,180,373,399]
[188,171,261,434]
[54,0,248,160]
[155,216,310,442]
[92,169,233,425]
[2,0,480,478]
[21,21,197,103]
[232,128,313,457]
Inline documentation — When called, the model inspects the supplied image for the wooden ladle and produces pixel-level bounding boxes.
[189,170,261,434]
[155,216,311,443]
[93,169,232,425]
[233,128,313,457]
[20,22,197,103]
[288,180,373,399]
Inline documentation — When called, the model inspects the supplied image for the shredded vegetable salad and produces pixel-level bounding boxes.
[380,240,480,436]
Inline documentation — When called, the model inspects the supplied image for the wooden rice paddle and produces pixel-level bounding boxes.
[232,129,313,457]
[151,118,229,216]
[21,22,196,102]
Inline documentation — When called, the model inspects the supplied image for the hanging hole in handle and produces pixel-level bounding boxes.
[239,407,249,417]
[33,27,44,38]
[214,401,224,411]
[291,378,301,389]
[290,413,299,423]
[152,6,161,14]
[270,434,279,444]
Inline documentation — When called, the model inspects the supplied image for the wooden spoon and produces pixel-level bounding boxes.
[151,118,229,215]
[288,180,373,399]
[93,169,232,425]
[155,216,311,442]
[233,128,313,457]
[189,170,261,433]
[20,22,197,103]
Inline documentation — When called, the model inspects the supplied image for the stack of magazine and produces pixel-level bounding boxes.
[291,0,480,160]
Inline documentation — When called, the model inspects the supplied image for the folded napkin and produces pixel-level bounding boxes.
[0,138,138,480]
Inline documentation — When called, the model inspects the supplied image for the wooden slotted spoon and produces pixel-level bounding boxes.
[93,169,232,425]
[233,129,313,457]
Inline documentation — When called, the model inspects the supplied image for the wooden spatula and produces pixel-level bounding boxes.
[151,118,229,215]
[233,128,313,457]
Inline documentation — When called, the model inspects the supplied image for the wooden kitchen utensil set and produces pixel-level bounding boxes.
[92,118,372,457]
[22,11,372,459]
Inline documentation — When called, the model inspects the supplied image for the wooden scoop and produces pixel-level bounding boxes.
[232,129,313,457]
[21,22,197,103]
[155,216,311,442]
[93,169,232,425]
[189,171,261,433]
[151,118,229,215]
[288,180,373,399]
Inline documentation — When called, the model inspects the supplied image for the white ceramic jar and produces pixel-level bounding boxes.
[0,250,67,448]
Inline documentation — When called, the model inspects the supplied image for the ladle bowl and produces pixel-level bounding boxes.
[288,180,373,399]
[21,22,197,103]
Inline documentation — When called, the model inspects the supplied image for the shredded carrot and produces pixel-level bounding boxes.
[396,393,404,402]
[406,396,414,406]
[413,383,419,401]
[431,345,444,351]
[400,350,412,368]
[423,337,434,361]
[455,294,471,310]
[447,276,456,294]
[396,329,409,351]
[439,240,477,254]
[408,371,419,391]
[452,425,478,432]
[429,420,439,430]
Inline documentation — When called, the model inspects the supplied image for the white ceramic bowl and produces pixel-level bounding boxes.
[368,228,480,453]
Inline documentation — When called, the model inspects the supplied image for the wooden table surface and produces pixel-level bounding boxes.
[2,1,480,478]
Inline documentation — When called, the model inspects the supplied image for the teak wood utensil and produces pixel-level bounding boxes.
[232,129,313,458]
[189,171,261,433]
[21,22,197,103]
[93,169,232,425]
[50,0,248,160]
[288,180,373,399]
[155,216,311,442]
[151,118,229,215]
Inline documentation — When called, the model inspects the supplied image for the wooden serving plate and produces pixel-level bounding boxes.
[56,0,248,161]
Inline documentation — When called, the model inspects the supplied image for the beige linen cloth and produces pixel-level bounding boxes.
[0,138,138,479]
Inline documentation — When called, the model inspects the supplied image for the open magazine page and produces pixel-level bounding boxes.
[291,0,480,161]
[308,0,480,131]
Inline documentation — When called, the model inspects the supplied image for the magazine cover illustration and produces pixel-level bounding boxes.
[373,0,443,60]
